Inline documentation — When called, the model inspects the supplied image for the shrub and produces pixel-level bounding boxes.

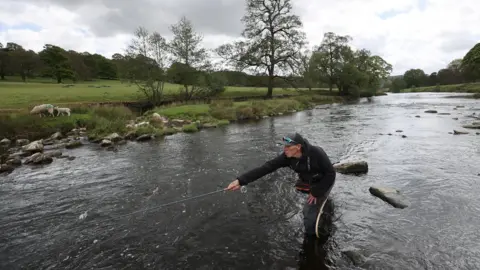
[182,123,198,133]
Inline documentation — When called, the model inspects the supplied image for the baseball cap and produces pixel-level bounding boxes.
[280,132,302,146]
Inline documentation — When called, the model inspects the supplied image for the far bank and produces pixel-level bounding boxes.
[0,93,348,147]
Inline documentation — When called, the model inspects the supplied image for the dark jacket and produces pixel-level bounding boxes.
[236,134,336,198]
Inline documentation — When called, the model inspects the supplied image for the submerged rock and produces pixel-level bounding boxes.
[333,161,368,174]
[369,186,409,209]
[342,249,367,266]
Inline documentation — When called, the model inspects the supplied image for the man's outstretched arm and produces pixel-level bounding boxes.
[236,153,290,186]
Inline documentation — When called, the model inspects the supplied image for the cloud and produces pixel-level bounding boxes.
[0,0,479,75]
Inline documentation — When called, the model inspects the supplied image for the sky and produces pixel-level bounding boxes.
[0,0,479,76]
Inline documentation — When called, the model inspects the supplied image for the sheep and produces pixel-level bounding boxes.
[30,104,55,117]
[55,107,71,116]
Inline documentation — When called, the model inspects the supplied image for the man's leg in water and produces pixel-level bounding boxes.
[302,185,334,237]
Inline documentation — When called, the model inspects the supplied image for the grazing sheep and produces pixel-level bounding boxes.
[55,107,71,116]
[30,104,55,117]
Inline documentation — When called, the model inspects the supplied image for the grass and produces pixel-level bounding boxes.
[401,82,480,93]
[0,76,331,109]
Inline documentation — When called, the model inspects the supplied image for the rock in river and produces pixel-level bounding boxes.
[369,186,409,209]
[22,140,43,153]
[453,130,469,135]
[24,153,53,165]
[333,160,368,174]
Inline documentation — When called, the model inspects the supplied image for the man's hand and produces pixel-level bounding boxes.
[226,179,241,191]
[307,193,317,204]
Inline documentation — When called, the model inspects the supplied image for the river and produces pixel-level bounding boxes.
[1,92,479,270]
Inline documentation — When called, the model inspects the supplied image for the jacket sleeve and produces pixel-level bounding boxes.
[237,153,290,186]
[309,147,336,198]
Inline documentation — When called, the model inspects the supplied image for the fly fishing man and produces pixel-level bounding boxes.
[226,132,336,238]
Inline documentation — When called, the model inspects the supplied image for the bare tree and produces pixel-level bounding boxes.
[215,0,307,98]
[168,16,211,100]
[124,26,169,105]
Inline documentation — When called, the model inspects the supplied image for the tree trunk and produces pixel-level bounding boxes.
[57,76,62,84]
[267,66,274,99]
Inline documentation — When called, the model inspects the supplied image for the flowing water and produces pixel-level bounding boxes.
[1,93,479,270]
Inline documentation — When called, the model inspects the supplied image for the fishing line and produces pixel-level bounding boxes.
[79,186,247,224]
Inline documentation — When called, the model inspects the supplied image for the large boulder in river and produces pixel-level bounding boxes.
[369,186,409,209]
[21,140,44,153]
[24,152,53,165]
[333,161,368,174]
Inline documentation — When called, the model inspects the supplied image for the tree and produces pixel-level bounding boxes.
[460,43,480,82]
[403,68,427,88]
[168,16,212,100]
[390,77,407,93]
[0,42,9,80]
[124,26,169,105]
[8,43,39,82]
[298,49,316,90]
[215,0,307,98]
[312,32,352,92]
[38,44,74,83]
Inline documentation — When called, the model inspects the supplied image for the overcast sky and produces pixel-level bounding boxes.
[1,0,479,75]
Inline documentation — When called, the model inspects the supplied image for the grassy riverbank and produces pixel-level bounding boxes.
[0,94,344,142]
[0,77,331,110]
[401,82,480,94]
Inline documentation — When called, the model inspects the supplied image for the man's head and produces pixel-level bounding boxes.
[281,132,303,158]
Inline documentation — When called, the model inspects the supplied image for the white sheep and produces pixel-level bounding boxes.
[30,104,55,117]
[55,107,71,116]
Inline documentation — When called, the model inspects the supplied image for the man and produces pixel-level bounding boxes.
[226,132,336,238]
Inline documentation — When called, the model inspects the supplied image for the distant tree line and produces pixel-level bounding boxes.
[386,43,480,92]
[0,0,400,104]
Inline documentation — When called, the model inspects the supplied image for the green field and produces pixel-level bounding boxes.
[401,82,480,93]
[0,77,327,110]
